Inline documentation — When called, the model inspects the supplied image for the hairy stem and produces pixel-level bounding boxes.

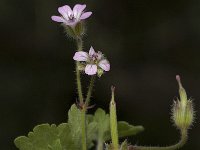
[85,76,96,106]
[75,36,86,150]
[76,62,84,103]
[75,37,84,103]
[76,37,83,51]
[130,129,188,150]
[81,107,87,150]
[97,138,103,150]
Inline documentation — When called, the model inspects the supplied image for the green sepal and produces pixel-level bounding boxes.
[62,22,85,39]
[120,140,128,150]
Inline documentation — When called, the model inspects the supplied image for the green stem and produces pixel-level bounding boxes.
[85,76,96,106]
[130,129,188,150]
[76,62,84,103]
[97,138,103,150]
[81,107,87,150]
[75,36,86,150]
[76,37,83,51]
[75,37,84,103]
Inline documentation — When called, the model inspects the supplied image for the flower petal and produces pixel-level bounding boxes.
[89,46,96,57]
[62,5,73,13]
[73,4,86,18]
[85,64,97,75]
[73,51,89,61]
[58,5,72,20]
[80,12,92,20]
[51,16,65,23]
[98,59,110,71]
[97,51,103,60]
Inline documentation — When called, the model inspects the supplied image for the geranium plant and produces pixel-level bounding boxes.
[14,3,195,150]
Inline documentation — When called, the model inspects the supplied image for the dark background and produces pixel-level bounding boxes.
[0,0,199,149]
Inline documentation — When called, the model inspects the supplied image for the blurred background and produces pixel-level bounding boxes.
[0,0,200,149]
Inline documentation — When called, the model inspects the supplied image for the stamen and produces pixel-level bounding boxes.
[69,14,74,20]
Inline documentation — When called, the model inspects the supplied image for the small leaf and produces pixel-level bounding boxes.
[61,104,97,149]
[87,121,97,148]
[104,121,144,141]
[93,108,144,143]
[94,108,110,140]
[94,108,110,150]
[59,104,82,150]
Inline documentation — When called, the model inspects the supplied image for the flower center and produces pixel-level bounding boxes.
[89,54,99,64]
[68,14,75,21]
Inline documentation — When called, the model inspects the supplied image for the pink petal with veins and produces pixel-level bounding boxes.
[98,59,110,71]
[89,46,96,56]
[85,64,97,75]
[73,51,89,61]
[73,4,86,18]
[80,12,92,20]
[51,16,65,23]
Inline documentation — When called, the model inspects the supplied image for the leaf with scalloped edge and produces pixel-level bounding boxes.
[14,105,144,150]
[14,124,62,150]
[94,108,110,140]
[93,108,144,149]
[14,104,97,150]
[103,121,144,140]
[117,121,144,138]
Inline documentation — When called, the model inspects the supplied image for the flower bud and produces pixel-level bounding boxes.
[97,68,104,77]
[172,75,194,130]
[77,63,85,71]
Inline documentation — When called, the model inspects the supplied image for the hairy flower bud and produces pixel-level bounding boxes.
[172,75,194,130]
[77,62,85,71]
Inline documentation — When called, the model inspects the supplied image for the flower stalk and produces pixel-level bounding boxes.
[85,76,96,106]
[75,37,84,104]
[130,129,188,150]
[129,75,194,150]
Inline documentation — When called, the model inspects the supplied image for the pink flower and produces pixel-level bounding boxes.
[51,4,92,26]
[73,47,110,76]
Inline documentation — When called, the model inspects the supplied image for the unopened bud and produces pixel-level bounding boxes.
[77,63,85,71]
[172,75,194,130]
[176,75,187,108]
[97,68,104,77]
[110,86,119,149]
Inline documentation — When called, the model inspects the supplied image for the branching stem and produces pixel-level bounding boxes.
[75,36,96,150]
[75,36,86,150]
